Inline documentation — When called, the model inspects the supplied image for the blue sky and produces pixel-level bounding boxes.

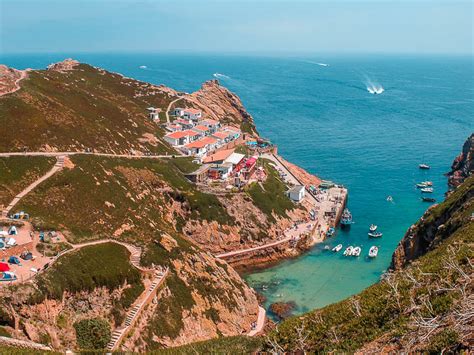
[1,0,472,54]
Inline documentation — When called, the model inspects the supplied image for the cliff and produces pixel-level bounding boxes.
[447,133,474,187]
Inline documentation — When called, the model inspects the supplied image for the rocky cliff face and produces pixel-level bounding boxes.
[185,80,257,135]
[448,133,474,187]
[391,175,473,270]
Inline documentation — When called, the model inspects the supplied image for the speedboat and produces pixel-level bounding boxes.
[326,227,335,237]
[421,187,434,193]
[332,244,343,252]
[416,183,428,188]
[419,164,430,170]
[421,181,433,186]
[343,246,354,256]
[369,224,378,232]
[340,208,353,228]
[422,197,436,202]
[352,247,361,257]
[368,246,378,258]
[368,231,383,238]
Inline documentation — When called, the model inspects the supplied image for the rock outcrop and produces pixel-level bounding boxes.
[47,58,79,72]
[447,133,473,187]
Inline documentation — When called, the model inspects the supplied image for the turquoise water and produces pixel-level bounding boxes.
[3,53,473,315]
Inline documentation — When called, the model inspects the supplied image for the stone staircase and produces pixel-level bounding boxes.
[107,268,168,351]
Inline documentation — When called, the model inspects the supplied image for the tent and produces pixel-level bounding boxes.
[0,241,5,249]
[0,263,10,272]
[8,226,17,235]
[21,251,33,261]
[0,272,16,281]
[8,256,21,265]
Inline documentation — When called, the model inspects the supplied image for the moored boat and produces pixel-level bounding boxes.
[340,208,353,228]
[326,227,335,237]
[419,164,430,170]
[421,187,434,193]
[416,183,428,188]
[421,181,433,186]
[343,246,353,256]
[369,224,377,232]
[422,197,436,202]
[368,231,383,238]
[332,244,343,252]
[368,246,378,258]
[324,245,331,250]
[352,246,361,257]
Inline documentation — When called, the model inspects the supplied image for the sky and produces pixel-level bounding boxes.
[0,0,472,55]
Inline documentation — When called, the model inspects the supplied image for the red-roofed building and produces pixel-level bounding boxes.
[164,130,201,146]
[182,137,218,156]
[192,125,212,136]
[183,108,202,120]
[199,119,220,133]
[203,148,235,164]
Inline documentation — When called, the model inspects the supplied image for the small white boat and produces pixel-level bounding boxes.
[368,231,383,238]
[386,195,393,202]
[139,65,147,69]
[352,247,361,257]
[368,246,378,258]
[343,246,354,256]
[421,187,434,193]
[332,244,343,252]
[324,245,331,251]
[416,183,428,188]
[419,164,430,170]
[369,224,378,232]
[421,181,433,186]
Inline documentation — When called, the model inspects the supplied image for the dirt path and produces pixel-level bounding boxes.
[0,151,188,159]
[2,156,65,217]
[0,69,27,97]
[165,97,183,123]
[247,306,266,336]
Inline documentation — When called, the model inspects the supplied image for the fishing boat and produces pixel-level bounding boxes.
[340,208,353,228]
[419,164,430,170]
[368,231,383,238]
[422,197,436,202]
[332,244,343,252]
[326,227,335,237]
[352,247,361,257]
[369,224,378,232]
[368,246,378,258]
[421,187,434,193]
[343,246,354,256]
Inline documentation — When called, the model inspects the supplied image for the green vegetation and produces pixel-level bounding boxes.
[0,64,176,154]
[247,160,294,222]
[152,336,263,354]
[0,156,55,206]
[0,326,10,337]
[35,242,72,257]
[18,155,233,243]
[73,318,111,350]
[33,243,142,301]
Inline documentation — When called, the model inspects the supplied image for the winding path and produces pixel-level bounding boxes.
[2,155,65,217]
[165,96,183,123]
[216,236,293,259]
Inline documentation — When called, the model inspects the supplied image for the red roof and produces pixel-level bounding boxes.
[203,148,235,163]
[201,119,219,126]
[185,137,217,149]
[212,132,229,139]
[194,125,210,131]
[0,263,10,272]
[166,130,200,139]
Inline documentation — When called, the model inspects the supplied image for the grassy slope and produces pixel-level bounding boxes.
[32,243,142,302]
[0,64,175,154]
[152,336,263,354]
[16,155,233,243]
[247,160,295,222]
[0,156,55,207]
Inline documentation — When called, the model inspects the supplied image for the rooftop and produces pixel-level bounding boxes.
[225,152,245,165]
[185,137,217,149]
[203,148,235,163]
[166,130,200,139]
[194,125,211,132]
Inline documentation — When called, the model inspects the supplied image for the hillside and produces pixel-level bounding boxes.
[0,60,331,352]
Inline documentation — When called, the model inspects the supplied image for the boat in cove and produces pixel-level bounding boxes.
[368,231,383,238]
[332,244,343,252]
[352,246,361,257]
[419,163,431,170]
[369,224,377,232]
[422,197,436,202]
[368,246,378,258]
[340,208,353,228]
[343,246,354,256]
[421,187,434,193]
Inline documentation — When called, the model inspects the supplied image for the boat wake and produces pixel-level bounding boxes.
[213,72,230,79]
[303,60,330,67]
[365,78,384,95]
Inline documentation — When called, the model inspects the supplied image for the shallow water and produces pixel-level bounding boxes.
[3,53,473,316]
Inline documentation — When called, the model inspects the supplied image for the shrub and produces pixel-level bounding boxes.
[74,318,111,350]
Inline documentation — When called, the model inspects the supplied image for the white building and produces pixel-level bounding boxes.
[183,108,202,121]
[288,185,305,202]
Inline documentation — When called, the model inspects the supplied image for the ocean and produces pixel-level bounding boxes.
[2,52,473,316]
